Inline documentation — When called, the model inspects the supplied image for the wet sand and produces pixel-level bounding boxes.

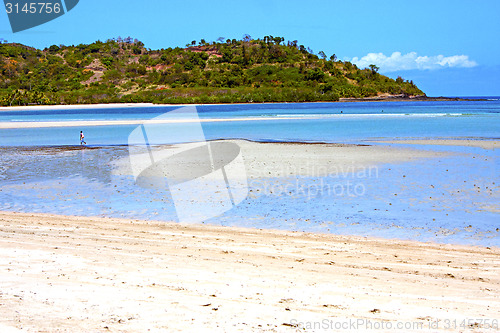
[112,139,450,179]
[0,211,498,332]
[377,139,499,150]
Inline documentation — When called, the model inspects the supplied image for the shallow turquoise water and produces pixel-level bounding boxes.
[0,100,499,246]
[0,100,499,146]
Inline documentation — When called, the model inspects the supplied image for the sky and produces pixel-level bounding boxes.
[1,0,499,96]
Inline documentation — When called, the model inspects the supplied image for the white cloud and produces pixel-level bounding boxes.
[348,52,478,72]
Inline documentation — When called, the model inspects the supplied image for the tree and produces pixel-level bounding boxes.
[217,37,225,43]
[48,45,60,53]
[132,45,142,55]
[88,44,100,53]
[221,47,233,63]
[0,34,425,105]
[330,54,337,62]
[242,44,250,66]
[305,68,325,82]
[369,64,379,75]
[101,56,114,68]
[243,34,252,42]
[273,36,284,45]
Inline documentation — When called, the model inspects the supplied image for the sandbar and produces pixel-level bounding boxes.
[111,139,450,179]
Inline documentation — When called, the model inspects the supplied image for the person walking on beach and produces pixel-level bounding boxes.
[80,131,86,145]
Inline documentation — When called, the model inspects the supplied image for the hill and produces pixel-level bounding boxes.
[0,35,424,106]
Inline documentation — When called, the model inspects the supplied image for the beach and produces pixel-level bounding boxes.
[0,102,499,331]
[0,211,499,332]
[0,103,164,112]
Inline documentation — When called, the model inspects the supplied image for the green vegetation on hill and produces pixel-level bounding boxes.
[0,35,424,106]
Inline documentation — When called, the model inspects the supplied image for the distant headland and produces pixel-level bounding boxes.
[1,35,437,106]
[339,94,488,103]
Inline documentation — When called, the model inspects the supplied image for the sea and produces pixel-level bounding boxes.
[0,98,499,246]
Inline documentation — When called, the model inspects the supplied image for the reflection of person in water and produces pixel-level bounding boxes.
[80,131,86,145]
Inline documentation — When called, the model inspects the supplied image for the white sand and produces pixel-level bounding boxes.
[0,102,290,112]
[0,103,164,111]
[0,212,498,332]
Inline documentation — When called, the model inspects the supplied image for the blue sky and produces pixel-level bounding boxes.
[1,0,499,96]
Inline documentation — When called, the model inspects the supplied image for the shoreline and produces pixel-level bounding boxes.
[0,211,498,332]
[5,211,492,249]
[339,95,487,103]
[1,137,499,150]
[0,96,489,112]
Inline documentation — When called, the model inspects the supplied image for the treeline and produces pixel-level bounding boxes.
[0,35,424,106]
[0,89,51,106]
